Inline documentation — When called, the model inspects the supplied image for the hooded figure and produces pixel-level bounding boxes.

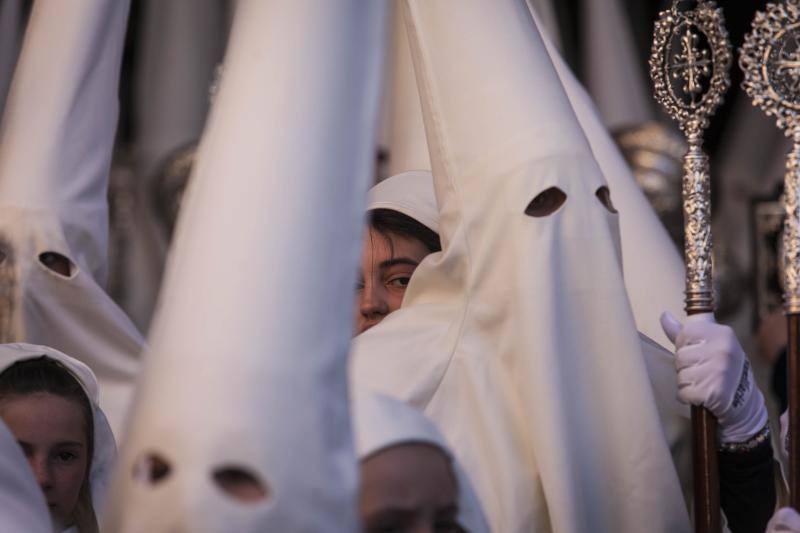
[0,343,117,532]
[378,2,685,350]
[353,390,489,533]
[0,0,142,435]
[351,2,690,531]
[104,1,386,531]
[0,416,51,533]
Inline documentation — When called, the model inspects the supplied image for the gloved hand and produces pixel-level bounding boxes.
[767,508,800,532]
[660,312,768,444]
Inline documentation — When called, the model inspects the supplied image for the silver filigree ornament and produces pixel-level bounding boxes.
[650,0,732,314]
[741,0,800,313]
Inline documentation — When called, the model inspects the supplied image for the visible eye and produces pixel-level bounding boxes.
[38,252,73,277]
[55,451,78,463]
[0,249,5,264]
[525,187,567,217]
[387,276,411,289]
[212,465,269,504]
[595,186,618,214]
[133,452,172,486]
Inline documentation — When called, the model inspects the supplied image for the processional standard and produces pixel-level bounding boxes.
[650,1,732,531]
[741,0,800,510]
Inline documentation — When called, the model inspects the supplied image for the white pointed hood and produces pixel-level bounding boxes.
[384,3,431,177]
[0,0,142,436]
[532,7,686,347]
[379,1,685,347]
[351,1,689,531]
[104,1,387,531]
[0,343,117,526]
[353,390,489,533]
[0,417,51,533]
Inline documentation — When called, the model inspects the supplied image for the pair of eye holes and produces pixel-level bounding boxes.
[525,186,617,217]
[135,453,270,504]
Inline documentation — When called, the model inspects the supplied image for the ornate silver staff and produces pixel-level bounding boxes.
[741,0,800,509]
[650,2,732,531]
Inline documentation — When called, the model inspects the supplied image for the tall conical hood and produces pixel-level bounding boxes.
[0,0,142,436]
[378,0,684,346]
[105,1,387,531]
[0,0,128,284]
[352,1,689,531]
[384,3,431,176]
[530,7,686,346]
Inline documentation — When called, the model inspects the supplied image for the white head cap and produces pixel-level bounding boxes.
[104,1,387,531]
[367,170,438,234]
[0,0,142,435]
[352,1,689,530]
[0,418,51,533]
[0,343,117,525]
[353,390,489,533]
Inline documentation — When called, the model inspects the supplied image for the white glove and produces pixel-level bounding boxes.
[660,312,768,444]
[767,508,800,532]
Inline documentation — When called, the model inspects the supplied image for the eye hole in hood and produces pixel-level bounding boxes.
[133,452,173,486]
[38,252,74,277]
[525,187,567,218]
[595,186,618,214]
[212,465,270,504]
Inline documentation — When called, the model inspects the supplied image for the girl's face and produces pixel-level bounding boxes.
[0,392,89,530]
[354,228,430,335]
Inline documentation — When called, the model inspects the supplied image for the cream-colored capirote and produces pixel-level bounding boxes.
[351,1,690,531]
[353,390,489,533]
[0,413,51,532]
[380,1,685,350]
[0,0,142,436]
[532,8,686,349]
[0,343,117,528]
[104,1,386,531]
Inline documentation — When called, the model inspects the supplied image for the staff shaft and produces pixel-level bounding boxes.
[789,314,800,509]
[683,140,720,533]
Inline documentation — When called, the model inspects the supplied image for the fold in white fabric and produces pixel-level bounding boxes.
[352,2,690,531]
[0,0,142,436]
[104,1,387,531]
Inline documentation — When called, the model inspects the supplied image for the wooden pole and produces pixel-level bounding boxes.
[691,405,720,532]
[683,136,720,533]
[789,314,800,509]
